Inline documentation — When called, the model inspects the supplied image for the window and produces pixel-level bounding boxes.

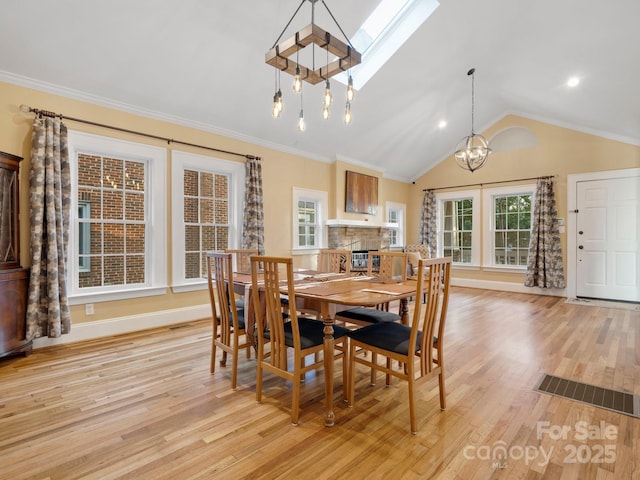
[483,185,535,269]
[171,150,244,291]
[386,202,405,247]
[336,0,440,90]
[297,200,317,247]
[292,188,328,251]
[436,190,480,266]
[67,131,167,303]
[442,199,473,263]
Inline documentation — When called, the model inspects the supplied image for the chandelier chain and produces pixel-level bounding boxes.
[271,0,307,49]
[470,69,476,135]
[321,0,357,49]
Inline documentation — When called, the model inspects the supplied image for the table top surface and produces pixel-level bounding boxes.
[291,277,417,306]
[230,270,417,307]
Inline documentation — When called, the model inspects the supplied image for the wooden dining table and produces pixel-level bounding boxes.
[292,276,418,426]
[233,270,418,427]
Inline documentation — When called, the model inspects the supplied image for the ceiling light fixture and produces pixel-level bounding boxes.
[567,76,580,87]
[266,0,361,129]
[454,68,491,172]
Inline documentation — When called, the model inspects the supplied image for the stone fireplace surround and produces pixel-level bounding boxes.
[327,222,393,252]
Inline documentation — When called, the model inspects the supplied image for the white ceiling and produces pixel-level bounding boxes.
[2,0,639,182]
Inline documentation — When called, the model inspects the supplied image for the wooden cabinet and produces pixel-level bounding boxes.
[0,268,31,358]
[0,151,31,359]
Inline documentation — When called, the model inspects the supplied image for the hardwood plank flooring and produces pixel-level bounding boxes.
[1,287,638,479]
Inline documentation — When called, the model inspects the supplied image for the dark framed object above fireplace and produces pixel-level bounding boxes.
[345,170,378,215]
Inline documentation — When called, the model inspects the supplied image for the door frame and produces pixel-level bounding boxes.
[566,167,640,300]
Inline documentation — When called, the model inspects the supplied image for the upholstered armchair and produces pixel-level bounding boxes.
[404,244,430,278]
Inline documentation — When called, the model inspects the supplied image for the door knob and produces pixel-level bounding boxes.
[578,245,584,249]
[578,230,583,235]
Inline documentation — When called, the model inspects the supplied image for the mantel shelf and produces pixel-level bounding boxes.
[326,219,397,229]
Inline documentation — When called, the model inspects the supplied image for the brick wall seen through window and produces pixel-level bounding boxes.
[183,169,230,278]
[77,153,146,288]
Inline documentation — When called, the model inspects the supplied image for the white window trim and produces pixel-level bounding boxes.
[386,201,405,248]
[436,189,481,267]
[171,150,245,293]
[482,184,536,272]
[67,130,168,305]
[292,187,328,254]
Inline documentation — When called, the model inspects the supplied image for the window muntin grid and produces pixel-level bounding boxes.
[492,194,532,266]
[442,198,473,264]
[183,169,230,278]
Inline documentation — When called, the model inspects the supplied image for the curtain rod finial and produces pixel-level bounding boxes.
[20,104,31,113]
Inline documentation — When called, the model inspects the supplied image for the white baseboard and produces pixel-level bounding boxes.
[451,277,566,297]
[32,304,211,349]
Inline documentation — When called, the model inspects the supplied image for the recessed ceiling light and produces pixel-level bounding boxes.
[567,76,580,87]
[438,120,447,129]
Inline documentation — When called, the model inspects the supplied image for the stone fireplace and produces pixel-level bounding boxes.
[327,221,393,271]
[327,225,391,251]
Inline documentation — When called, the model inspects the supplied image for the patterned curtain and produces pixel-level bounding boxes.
[26,116,72,339]
[525,178,565,288]
[242,157,265,254]
[419,189,437,257]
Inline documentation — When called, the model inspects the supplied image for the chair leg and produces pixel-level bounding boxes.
[341,341,349,401]
[231,346,239,390]
[348,342,356,407]
[291,357,301,426]
[370,352,377,385]
[408,376,417,435]
[438,371,447,410]
[256,352,264,404]
[385,357,392,386]
[210,342,217,374]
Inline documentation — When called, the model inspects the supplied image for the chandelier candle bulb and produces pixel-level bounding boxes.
[298,110,306,131]
[344,102,352,124]
[347,75,355,102]
[323,80,332,107]
[293,65,302,93]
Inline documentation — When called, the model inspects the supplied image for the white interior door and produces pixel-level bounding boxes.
[576,175,639,302]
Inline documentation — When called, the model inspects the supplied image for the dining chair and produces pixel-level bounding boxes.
[335,251,408,326]
[347,257,452,434]
[225,248,259,273]
[404,244,430,303]
[207,252,251,390]
[318,249,351,274]
[225,248,259,310]
[251,255,351,425]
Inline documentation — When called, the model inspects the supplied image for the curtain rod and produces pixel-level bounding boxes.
[423,175,555,192]
[19,105,260,161]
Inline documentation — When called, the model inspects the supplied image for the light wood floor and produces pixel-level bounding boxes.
[1,287,638,480]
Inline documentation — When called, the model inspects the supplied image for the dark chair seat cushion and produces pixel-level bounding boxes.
[215,309,245,331]
[337,307,401,324]
[347,322,421,355]
[236,309,246,330]
[265,318,350,349]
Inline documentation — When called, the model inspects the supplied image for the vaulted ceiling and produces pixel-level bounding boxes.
[2,1,638,182]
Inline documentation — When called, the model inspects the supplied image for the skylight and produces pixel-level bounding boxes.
[335,0,439,90]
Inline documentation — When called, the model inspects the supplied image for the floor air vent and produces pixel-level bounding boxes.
[535,374,640,418]
[168,324,192,330]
